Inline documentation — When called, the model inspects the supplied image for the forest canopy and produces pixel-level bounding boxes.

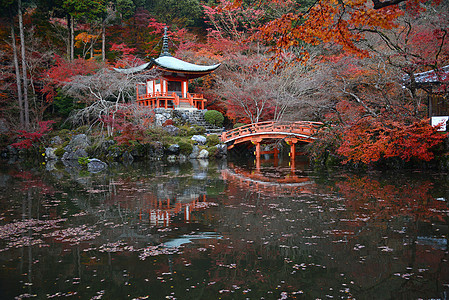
[0,0,448,166]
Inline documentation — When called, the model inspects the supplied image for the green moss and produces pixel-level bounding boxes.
[178,141,193,155]
[74,125,89,134]
[187,125,205,136]
[206,134,220,147]
[78,156,90,166]
[206,146,218,156]
[178,125,190,137]
[54,147,65,158]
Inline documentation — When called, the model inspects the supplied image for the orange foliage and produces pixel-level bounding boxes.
[250,0,440,64]
[337,117,447,164]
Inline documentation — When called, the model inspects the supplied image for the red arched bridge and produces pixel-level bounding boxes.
[220,121,323,162]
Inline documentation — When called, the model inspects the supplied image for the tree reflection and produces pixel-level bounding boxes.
[0,162,448,299]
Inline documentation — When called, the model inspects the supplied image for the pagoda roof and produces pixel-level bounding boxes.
[114,56,220,79]
[403,65,449,86]
[152,56,220,73]
[114,27,220,78]
[413,65,449,85]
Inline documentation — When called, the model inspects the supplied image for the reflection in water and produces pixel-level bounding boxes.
[0,159,448,299]
[223,162,314,196]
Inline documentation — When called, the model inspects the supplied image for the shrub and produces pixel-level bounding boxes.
[54,147,65,157]
[189,125,206,135]
[207,146,218,156]
[178,125,190,136]
[206,134,220,147]
[233,123,246,129]
[204,110,224,127]
[74,125,89,134]
[11,120,55,149]
[178,141,193,155]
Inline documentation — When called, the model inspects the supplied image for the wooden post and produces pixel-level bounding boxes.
[255,141,261,171]
[286,138,298,171]
[290,142,296,160]
[255,141,261,160]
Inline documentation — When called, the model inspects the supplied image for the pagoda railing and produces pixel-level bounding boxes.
[136,91,206,109]
[173,93,180,106]
[137,91,204,101]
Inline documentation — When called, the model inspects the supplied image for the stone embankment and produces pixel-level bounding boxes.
[42,131,227,173]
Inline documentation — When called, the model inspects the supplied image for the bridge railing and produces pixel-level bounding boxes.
[221,121,323,143]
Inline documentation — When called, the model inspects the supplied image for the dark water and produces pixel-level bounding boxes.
[0,157,448,299]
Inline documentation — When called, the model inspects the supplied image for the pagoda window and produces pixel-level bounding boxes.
[147,80,154,95]
[168,81,182,96]
[155,79,161,93]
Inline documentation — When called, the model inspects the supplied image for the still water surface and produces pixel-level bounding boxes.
[0,158,448,299]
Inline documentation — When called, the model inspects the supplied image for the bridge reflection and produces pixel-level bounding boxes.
[222,162,315,196]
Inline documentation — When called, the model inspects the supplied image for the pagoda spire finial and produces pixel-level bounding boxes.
[161,26,171,57]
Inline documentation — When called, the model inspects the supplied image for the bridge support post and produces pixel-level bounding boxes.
[290,143,296,160]
[285,138,298,171]
[255,141,261,170]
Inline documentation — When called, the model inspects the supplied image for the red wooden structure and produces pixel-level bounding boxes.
[136,90,207,110]
[221,121,322,166]
[116,27,220,110]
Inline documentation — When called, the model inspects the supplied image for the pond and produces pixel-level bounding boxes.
[0,157,448,299]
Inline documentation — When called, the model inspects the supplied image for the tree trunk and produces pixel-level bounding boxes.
[102,22,105,61]
[18,0,30,129]
[70,14,74,61]
[11,23,25,128]
[66,14,71,60]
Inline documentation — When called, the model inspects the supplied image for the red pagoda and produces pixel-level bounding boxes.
[116,28,220,110]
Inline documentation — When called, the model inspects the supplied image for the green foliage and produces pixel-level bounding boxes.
[178,125,205,136]
[178,141,193,155]
[206,146,218,156]
[73,125,89,134]
[233,123,246,128]
[53,91,85,119]
[148,0,205,28]
[190,125,206,135]
[61,140,70,148]
[116,0,135,19]
[64,0,106,22]
[177,125,190,137]
[54,147,65,157]
[78,156,89,166]
[206,134,220,147]
[204,110,224,127]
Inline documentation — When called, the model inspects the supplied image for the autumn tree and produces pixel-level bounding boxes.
[60,62,156,135]
[250,0,442,64]
[362,4,449,104]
